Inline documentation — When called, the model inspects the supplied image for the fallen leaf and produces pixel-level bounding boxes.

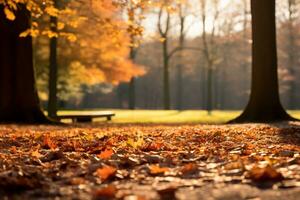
[98,149,113,160]
[96,166,117,181]
[31,150,43,158]
[43,134,57,150]
[181,163,198,175]
[247,165,284,182]
[149,165,169,175]
[93,185,116,199]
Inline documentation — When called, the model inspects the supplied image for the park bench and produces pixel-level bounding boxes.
[56,111,115,123]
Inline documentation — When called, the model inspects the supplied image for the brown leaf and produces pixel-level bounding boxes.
[93,185,116,199]
[96,166,117,181]
[42,134,57,150]
[181,163,198,175]
[247,165,284,182]
[149,165,169,175]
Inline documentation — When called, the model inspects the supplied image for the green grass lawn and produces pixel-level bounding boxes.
[57,110,300,124]
[56,110,300,124]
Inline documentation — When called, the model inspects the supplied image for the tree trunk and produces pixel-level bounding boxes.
[176,64,183,110]
[230,0,293,123]
[206,64,213,115]
[129,77,136,110]
[287,0,296,109]
[163,39,171,110]
[0,5,51,123]
[128,46,137,110]
[48,3,58,118]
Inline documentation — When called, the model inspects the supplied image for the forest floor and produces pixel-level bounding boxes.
[0,122,300,199]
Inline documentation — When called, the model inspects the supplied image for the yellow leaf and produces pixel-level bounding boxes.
[4,7,15,21]
[57,22,65,30]
[19,30,31,37]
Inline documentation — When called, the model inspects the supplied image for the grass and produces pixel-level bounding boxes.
[57,110,239,124]
[56,109,300,124]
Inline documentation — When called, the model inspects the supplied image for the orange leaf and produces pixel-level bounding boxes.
[181,163,198,175]
[96,166,116,181]
[98,149,113,159]
[247,165,284,182]
[10,146,17,153]
[43,135,57,150]
[149,165,169,175]
[93,185,116,198]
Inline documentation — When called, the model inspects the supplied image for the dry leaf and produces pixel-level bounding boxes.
[98,149,113,159]
[149,165,169,175]
[93,185,117,199]
[43,135,57,150]
[247,165,284,182]
[96,166,117,181]
[181,163,198,175]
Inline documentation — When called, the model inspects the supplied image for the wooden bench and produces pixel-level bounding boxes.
[56,111,115,123]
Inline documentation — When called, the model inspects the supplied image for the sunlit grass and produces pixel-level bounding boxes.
[57,109,300,124]
[57,110,240,124]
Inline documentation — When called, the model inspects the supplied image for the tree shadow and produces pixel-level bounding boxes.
[268,121,300,146]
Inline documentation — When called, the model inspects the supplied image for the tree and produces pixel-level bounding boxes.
[0,5,50,123]
[230,0,294,123]
[48,0,59,118]
[199,0,222,115]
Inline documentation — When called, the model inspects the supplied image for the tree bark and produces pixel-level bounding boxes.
[287,0,296,109]
[0,5,51,123]
[230,0,294,123]
[163,37,171,110]
[48,2,58,118]
[128,44,137,110]
[128,77,136,110]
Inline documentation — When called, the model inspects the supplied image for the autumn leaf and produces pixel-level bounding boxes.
[96,166,117,181]
[181,163,198,175]
[31,150,43,158]
[43,135,57,150]
[4,7,15,21]
[142,141,164,151]
[98,149,114,160]
[149,165,169,175]
[93,185,117,199]
[247,165,284,182]
[10,146,17,153]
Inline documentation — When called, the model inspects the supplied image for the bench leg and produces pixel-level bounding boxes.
[107,116,112,121]
[77,117,92,123]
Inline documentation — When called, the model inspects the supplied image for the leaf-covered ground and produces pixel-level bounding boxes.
[0,122,300,199]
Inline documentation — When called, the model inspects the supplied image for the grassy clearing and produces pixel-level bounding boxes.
[57,110,300,124]
[57,110,239,124]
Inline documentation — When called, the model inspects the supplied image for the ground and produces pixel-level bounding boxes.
[0,122,299,199]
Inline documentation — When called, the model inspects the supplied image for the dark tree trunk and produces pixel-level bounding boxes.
[163,38,171,110]
[128,46,137,110]
[206,64,213,115]
[48,3,58,118]
[128,77,136,110]
[176,64,183,110]
[230,0,294,123]
[287,0,296,109]
[0,6,50,123]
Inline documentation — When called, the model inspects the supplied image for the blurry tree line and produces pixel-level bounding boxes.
[33,0,300,112]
